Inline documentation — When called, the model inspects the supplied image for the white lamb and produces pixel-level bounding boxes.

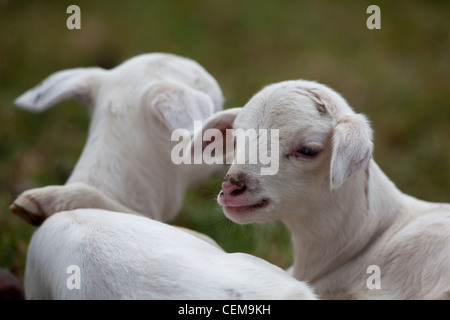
[25,208,317,299]
[197,80,450,299]
[11,53,226,225]
[12,56,317,300]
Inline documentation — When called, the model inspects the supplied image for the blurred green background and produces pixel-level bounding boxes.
[1,0,449,286]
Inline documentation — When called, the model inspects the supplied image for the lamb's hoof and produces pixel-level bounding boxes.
[9,195,46,226]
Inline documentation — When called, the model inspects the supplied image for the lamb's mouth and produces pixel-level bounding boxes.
[222,198,270,215]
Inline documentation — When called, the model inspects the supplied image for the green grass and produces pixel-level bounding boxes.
[1,0,449,286]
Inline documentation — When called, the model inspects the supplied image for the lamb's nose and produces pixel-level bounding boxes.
[221,180,246,197]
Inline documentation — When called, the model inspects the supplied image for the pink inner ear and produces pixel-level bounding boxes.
[201,114,236,153]
[189,108,241,161]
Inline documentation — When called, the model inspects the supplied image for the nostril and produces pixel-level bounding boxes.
[231,185,246,196]
[221,181,246,197]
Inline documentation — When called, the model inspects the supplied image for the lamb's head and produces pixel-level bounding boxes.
[14,53,224,218]
[199,80,373,224]
[14,53,224,171]
[15,53,223,138]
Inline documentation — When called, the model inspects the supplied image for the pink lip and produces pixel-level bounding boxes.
[219,193,270,215]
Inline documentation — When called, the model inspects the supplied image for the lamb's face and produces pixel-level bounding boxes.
[216,81,373,224]
[217,82,334,223]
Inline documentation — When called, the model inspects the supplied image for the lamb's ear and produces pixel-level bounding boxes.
[190,107,242,161]
[14,67,105,113]
[150,81,215,133]
[330,113,373,190]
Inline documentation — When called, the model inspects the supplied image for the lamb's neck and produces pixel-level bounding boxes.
[284,160,405,283]
[66,135,185,221]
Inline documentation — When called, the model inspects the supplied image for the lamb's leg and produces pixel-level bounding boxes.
[10,182,136,226]
[10,183,224,250]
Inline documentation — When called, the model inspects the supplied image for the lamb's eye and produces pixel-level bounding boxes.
[296,147,320,157]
